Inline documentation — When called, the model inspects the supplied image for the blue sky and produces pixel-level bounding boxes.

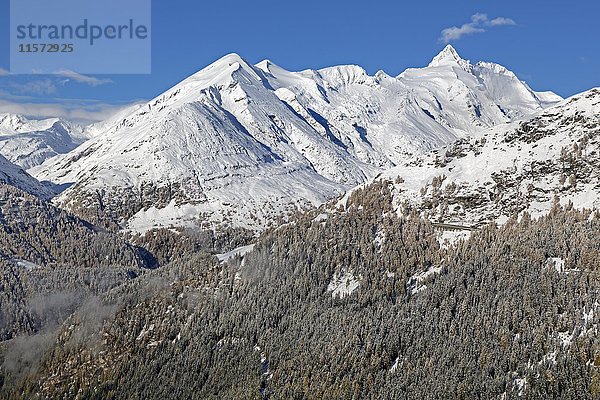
[0,0,598,122]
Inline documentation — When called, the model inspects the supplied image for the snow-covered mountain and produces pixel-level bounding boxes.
[351,88,600,226]
[0,153,54,199]
[258,44,560,166]
[31,46,561,232]
[0,113,86,170]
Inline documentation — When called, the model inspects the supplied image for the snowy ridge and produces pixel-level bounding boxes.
[0,153,54,199]
[31,46,560,231]
[0,113,85,169]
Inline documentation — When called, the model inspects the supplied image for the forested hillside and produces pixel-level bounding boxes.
[3,181,600,399]
[0,182,150,374]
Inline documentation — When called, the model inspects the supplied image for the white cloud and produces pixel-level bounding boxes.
[0,68,112,96]
[490,17,516,27]
[11,79,58,96]
[0,69,127,124]
[471,13,489,24]
[440,13,516,43]
[0,98,142,124]
[55,70,113,86]
[440,25,485,44]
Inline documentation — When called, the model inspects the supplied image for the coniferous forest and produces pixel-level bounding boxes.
[1,181,600,399]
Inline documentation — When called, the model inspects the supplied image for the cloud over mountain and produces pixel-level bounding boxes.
[440,13,516,43]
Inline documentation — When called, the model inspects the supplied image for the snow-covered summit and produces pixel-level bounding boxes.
[0,113,58,133]
[427,44,471,70]
[179,53,266,89]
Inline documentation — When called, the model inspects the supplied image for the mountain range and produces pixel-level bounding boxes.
[3,46,600,399]
[9,45,562,232]
[0,113,87,170]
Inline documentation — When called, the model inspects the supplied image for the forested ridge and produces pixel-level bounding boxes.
[1,181,599,399]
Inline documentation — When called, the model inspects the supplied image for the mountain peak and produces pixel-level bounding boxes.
[317,65,370,87]
[255,59,273,72]
[0,113,67,135]
[255,59,288,76]
[214,52,247,65]
[0,113,27,129]
[181,52,263,88]
[197,52,254,74]
[428,45,469,68]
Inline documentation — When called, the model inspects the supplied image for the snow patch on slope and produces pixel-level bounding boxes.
[327,269,360,298]
[407,266,443,294]
[216,244,256,263]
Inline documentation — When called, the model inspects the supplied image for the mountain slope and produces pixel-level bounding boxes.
[32,46,560,232]
[0,182,147,268]
[356,88,600,226]
[0,153,54,199]
[6,186,600,399]
[0,181,149,344]
[0,114,86,170]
